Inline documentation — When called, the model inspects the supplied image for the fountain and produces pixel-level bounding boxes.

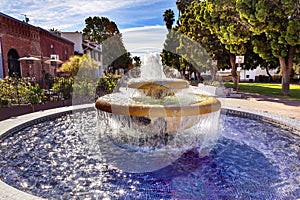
[94,53,221,172]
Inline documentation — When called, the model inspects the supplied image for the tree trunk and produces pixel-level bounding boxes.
[265,65,273,82]
[280,57,290,96]
[230,55,238,91]
[280,46,296,96]
[211,65,217,81]
[197,71,201,82]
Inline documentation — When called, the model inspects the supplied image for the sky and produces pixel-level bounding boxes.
[0,0,178,55]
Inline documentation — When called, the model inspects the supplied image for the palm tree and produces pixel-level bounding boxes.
[133,56,141,67]
[163,9,175,30]
[49,28,61,35]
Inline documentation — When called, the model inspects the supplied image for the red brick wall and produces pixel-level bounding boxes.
[0,13,74,80]
[40,30,74,77]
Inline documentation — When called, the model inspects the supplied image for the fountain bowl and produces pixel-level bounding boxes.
[95,94,221,118]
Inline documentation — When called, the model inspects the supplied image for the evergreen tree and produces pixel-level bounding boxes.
[83,16,132,71]
[237,0,300,95]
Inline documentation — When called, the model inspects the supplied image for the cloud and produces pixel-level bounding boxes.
[1,0,175,56]
[1,0,176,31]
[121,26,168,55]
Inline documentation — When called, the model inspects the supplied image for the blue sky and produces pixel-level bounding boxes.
[0,0,178,55]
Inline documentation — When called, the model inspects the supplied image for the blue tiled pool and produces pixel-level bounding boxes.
[0,110,299,199]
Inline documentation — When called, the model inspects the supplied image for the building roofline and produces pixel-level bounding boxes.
[0,12,74,45]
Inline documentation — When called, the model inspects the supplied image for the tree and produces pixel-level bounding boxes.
[161,30,181,69]
[176,1,229,81]
[197,0,252,90]
[161,9,183,76]
[49,28,60,35]
[163,9,175,30]
[57,54,99,79]
[237,0,300,95]
[133,56,141,67]
[176,0,194,20]
[83,16,120,43]
[83,16,132,72]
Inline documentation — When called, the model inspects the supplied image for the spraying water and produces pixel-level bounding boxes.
[94,53,221,172]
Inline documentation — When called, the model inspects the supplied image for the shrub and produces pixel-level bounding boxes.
[96,73,119,93]
[52,77,73,99]
[0,76,46,105]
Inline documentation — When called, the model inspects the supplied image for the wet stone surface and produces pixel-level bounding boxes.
[0,111,300,199]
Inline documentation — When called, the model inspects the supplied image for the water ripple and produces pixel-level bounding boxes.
[0,111,299,199]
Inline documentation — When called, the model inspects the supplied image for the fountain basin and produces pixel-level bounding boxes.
[95,94,221,117]
[96,92,221,134]
[1,107,300,199]
[127,79,190,90]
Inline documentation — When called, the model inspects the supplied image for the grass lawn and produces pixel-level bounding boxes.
[224,82,300,101]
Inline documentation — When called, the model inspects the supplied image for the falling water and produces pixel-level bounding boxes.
[94,53,221,172]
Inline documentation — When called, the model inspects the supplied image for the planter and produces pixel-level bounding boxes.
[198,83,226,96]
[0,100,72,121]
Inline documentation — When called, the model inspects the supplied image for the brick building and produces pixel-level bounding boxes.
[0,12,74,83]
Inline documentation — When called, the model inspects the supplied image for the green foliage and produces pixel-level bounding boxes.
[236,0,300,95]
[237,0,300,58]
[201,0,251,55]
[82,16,132,71]
[52,77,73,99]
[163,9,175,29]
[58,55,85,77]
[97,73,119,93]
[73,81,95,99]
[176,1,229,69]
[161,31,181,71]
[83,16,120,44]
[168,0,299,95]
[0,76,46,106]
[28,84,44,104]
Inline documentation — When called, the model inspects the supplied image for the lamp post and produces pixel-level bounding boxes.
[19,54,63,89]
[18,55,41,80]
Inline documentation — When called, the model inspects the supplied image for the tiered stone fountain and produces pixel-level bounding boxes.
[95,53,221,172]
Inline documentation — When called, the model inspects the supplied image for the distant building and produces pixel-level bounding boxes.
[61,32,104,75]
[60,32,84,55]
[0,12,74,81]
[61,32,102,63]
[216,66,277,82]
[239,66,276,82]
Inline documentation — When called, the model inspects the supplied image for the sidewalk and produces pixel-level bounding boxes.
[220,92,300,120]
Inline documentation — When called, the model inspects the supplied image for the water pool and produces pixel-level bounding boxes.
[0,110,299,199]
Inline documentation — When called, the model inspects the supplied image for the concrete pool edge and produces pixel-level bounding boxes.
[0,104,95,200]
[222,106,300,133]
[0,103,299,199]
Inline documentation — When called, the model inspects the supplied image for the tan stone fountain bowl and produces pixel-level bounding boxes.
[96,95,220,134]
[95,79,221,134]
[127,79,190,90]
[95,95,221,117]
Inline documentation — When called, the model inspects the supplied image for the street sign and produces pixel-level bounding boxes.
[235,55,244,64]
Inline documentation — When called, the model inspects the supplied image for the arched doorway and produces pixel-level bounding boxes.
[7,49,21,77]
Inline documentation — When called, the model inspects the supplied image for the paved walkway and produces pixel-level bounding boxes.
[220,92,300,120]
